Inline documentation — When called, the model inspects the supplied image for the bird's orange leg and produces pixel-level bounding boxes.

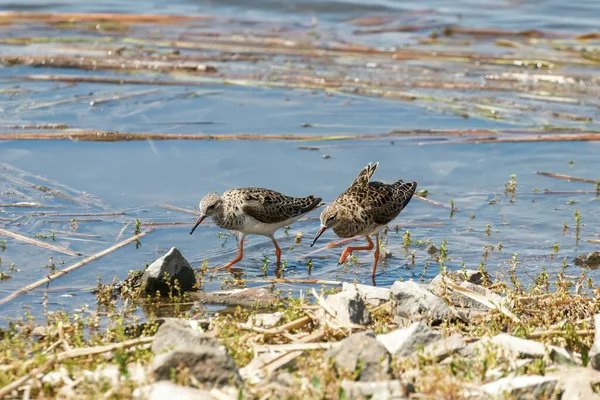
[211,234,245,272]
[338,236,374,265]
[272,238,282,269]
[372,234,380,278]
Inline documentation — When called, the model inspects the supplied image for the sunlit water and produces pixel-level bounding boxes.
[0,0,599,321]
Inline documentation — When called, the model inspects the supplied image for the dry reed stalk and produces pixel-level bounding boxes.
[0,12,212,24]
[159,204,196,215]
[0,336,153,397]
[0,123,67,130]
[0,229,153,306]
[0,55,217,73]
[0,228,81,256]
[0,202,42,208]
[536,171,600,184]
[414,195,454,210]
[527,329,594,339]
[244,278,343,286]
[462,134,600,144]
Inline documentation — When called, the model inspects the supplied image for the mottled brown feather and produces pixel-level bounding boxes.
[326,163,417,237]
[241,188,322,224]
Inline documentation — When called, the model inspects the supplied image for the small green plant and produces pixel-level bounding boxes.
[403,230,412,249]
[504,174,516,202]
[0,240,6,252]
[261,255,269,276]
[134,218,142,235]
[44,257,56,273]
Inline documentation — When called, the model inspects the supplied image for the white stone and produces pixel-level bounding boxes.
[341,282,391,306]
[247,312,283,329]
[323,288,371,326]
[391,280,456,324]
[480,375,558,398]
[420,334,466,361]
[474,333,574,364]
[589,314,600,370]
[376,321,441,357]
[341,379,413,400]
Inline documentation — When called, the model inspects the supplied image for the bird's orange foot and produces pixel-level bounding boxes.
[338,248,353,265]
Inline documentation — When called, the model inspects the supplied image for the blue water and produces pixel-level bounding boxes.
[0,0,599,321]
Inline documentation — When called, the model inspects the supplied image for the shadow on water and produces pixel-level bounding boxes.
[0,0,599,321]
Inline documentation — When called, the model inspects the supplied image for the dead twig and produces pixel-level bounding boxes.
[536,171,600,185]
[254,342,337,352]
[444,280,520,324]
[414,195,455,211]
[527,329,594,339]
[159,204,196,215]
[0,229,153,307]
[0,358,56,399]
[0,228,81,256]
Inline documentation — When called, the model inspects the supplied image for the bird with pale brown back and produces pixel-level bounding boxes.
[311,162,417,281]
[191,188,322,273]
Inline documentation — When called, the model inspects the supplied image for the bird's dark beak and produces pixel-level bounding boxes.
[310,225,327,247]
[190,215,206,235]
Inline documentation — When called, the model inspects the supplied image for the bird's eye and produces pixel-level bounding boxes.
[327,215,335,221]
[207,204,214,210]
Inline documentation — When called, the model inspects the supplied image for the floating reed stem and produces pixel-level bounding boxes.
[0,229,153,307]
[0,228,81,256]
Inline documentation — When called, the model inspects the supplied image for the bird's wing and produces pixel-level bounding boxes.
[241,189,322,224]
[367,181,417,225]
[349,162,379,188]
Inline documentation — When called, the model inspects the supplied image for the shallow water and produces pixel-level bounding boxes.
[0,0,599,321]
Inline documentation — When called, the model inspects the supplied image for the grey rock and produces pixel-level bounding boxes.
[485,359,535,381]
[342,282,391,306]
[152,319,215,354]
[188,287,276,308]
[326,331,391,382]
[420,334,466,362]
[376,322,442,357]
[151,349,242,388]
[552,367,600,400]
[428,269,488,297]
[324,288,371,326]
[341,379,414,400]
[151,319,242,388]
[141,247,195,295]
[472,333,574,364]
[574,251,600,268]
[391,280,455,324]
[480,375,558,399]
[455,281,509,309]
[589,314,600,370]
[429,271,504,310]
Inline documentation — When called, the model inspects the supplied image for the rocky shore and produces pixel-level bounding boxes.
[2,248,600,399]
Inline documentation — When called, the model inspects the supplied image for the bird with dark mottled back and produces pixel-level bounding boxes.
[311,162,417,281]
[190,188,322,273]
